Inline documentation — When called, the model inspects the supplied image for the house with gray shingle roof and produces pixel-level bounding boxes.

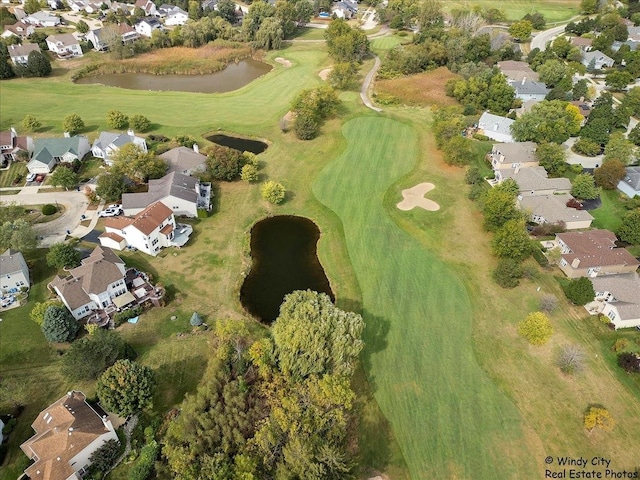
[518,194,594,230]
[509,78,549,102]
[92,130,147,166]
[24,11,61,27]
[478,112,515,143]
[7,43,41,65]
[496,166,571,196]
[582,50,614,70]
[46,33,82,57]
[160,145,207,175]
[590,273,640,329]
[0,249,29,293]
[28,136,90,174]
[497,60,539,83]
[617,166,640,198]
[489,142,538,172]
[122,171,210,217]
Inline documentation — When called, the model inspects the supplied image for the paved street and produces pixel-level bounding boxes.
[530,24,567,51]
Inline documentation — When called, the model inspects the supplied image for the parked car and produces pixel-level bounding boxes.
[26,173,36,182]
[98,207,123,218]
[35,174,45,183]
[108,203,122,210]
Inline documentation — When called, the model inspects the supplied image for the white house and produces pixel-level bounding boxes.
[331,2,353,19]
[86,24,139,51]
[122,171,211,217]
[617,166,640,198]
[160,145,207,175]
[590,273,640,329]
[477,112,515,143]
[24,11,61,27]
[28,136,90,174]
[20,391,119,480]
[46,33,83,58]
[163,6,188,25]
[7,43,41,65]
[518,194,594,230]
[582,50,614,70]
[1,21,35,39]
[133,0,157,16]
[92,130,147,165]
[134,17,162,37]
[100,201,192,256]
[509,78,549,102]
[49,246,128,320]
[0,249,30,293]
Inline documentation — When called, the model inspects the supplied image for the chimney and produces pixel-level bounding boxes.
[514,164,520,174]
[127,129,135,136]
[571,258,580,269]
[193,143,199,153]
[521,76,526,85]
[494,123,499,131]
[63,131,70,138]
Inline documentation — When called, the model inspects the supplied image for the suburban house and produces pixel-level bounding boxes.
[570,36,592,51]
[569,101,591,124]
[20,391,119,480]
[99,201,193,256]
[164,6,189,25]
[0,249,30,293]
[617,166,640,198]
[0,127,33,163]
[160,145,208,175]
[331,2,354,19]
[92,130,147,166]
[477,112,514,143]
[497,60,539,83]
[49,246,128,320]
[589,273,640,330]
[582,50,614,70]
[134,17,162,37]
[555,229,640,278]
[46,33,83,58]
[495,166,571,196]
[68,0,104,12]
[612,39,640,52]
[509,78,549,102]
[133,0,157,16]
[86,24,139,51]
[7,43,41,65]
[24,11,61,27]
[122,171,211,217]
[201,0,219,11]
[518,194,594,231]
[489,141,538,172]
[28,136,91,174]
[1,21,35,39]
[628,25,640,42]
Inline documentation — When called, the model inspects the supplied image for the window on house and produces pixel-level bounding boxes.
[560,259,567,267]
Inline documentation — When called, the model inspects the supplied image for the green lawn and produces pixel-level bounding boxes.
[442,0,580,22]
[0,161,27,188]
[590,189,627,232]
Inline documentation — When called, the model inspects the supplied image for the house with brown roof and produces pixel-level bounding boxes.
[589,273,640,329]
[20,391,119,480]
[49,246,128,320]
[7,43,41,65]
[496,60,539,82]
[0,127,33,163]
[99,201,192,256]
[570,36,592,51]
[1,21,35,39]
[555,229,640,278]
[160,145,207,176]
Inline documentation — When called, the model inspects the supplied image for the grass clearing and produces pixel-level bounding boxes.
[590,189,627,232]
[442,0,580,22]
[375,67,462,107]
[0,161,28,188]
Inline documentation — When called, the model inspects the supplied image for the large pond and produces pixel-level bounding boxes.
[240,215,334,324]
[75,58,272,93]
[206,133,268,154]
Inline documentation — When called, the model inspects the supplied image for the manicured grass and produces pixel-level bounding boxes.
[288,26,327,40]
[590,189,627,232]
[370,34,409,52]
[443,0,580,22]
[0,161,27,188]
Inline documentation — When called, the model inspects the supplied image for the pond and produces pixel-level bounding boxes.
[240,215,334,324]
[206,133,268,154]
[75,58,272,93]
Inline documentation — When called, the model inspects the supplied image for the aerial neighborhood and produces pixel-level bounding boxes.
[1,0,640,478]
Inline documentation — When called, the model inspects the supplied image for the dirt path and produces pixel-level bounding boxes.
[360,54,382,112]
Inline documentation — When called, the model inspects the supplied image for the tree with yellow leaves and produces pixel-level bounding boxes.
[583,406,615,432]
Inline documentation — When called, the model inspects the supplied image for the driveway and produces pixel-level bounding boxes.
[563,137,604,169]
[3,188,90,247]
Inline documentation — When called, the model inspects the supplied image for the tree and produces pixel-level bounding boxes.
[42,305,79,343]
[537,59,570,87]
[62,329,127,380]
[240,164,258,182]
[324,19,369,63]
[96,359,156,417]
[605,70,632,91]
[46,242,81,270]
[22,114,41,132]
[261,180,286,204]
[216,0,237,23]
[518,311,553,345]
[617,209,640,245]
[23,0,41,14]
[523,12,545,29]
[491,218,532,260]
[562,277,595,305]
[76,19,89,34]
[30,300,62,325]
[27,50,52,77]
[442,136,473,166]
[617,352,640,373]
[190,312,203,327]
[328,62,356,90]
[205,145,247,181]
[539,294,559,314]
[492,258,524,288]
[0,376,31,412]
[88,439,121,476]
[572,79,589,100]
[482,187,520,231]
[557,344,586,374]
[621,87,640,116]
[63,114,85,135]
[242,0,276,39]
[571,173,599,200]
[130,114,151,132]
[255,16,284,50]
[0,220,38,251]
[594,159,626,190]
[583,406,614,432]
[580,0,598,14]
[604,132,635,165]
[106,109,129,129]
[628,123,640,146]
[573,137,602,157]
[511,101,582,144]
[96,172,127,202]
[111,144,166,182]
[50,166,79,190]
[508,19,533,41]
[272,290,364,379]
[293,111,320,140]
[536,142,567,175]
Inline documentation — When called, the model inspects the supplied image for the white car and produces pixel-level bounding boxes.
[26,173,36,182]
[98,207,123,218]
[108,203,122,210]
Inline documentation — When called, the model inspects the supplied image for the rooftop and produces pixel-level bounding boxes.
[591,273,640,320]
[492,141,537,164]
[104,200,174,235]
[519,194,594,225]
[478,112,514,137]
[556,229,640,269]
[501,166,571,193]
[122,171,199,210]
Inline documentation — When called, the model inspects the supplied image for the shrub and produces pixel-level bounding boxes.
[583,406,615,432]
[113,306,143,326]
[612,338,628,352]
[240,164,259,182]
[293,111,320,140]
[261,181,286,204]
[128,440,159,480]
[205,145,247,181]
[617,352,640,373]
[492,258,523,288]
[130,114,151,132]
[107,110,129,130]
[2,417,17,435]
[573,137,601,156]
[556,344,586,374]
[518,311,553,345]
[562,277,595,306]
[539,294,558,313]
[174,135,196,148]
[42,204,57,215]
[22,114,41,131]
[62,113,84,135]
[42,305,79,343]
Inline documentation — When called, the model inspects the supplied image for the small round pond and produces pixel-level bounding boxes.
[75,58,272,93]
[206,133,268,154]
[240,215,334,324]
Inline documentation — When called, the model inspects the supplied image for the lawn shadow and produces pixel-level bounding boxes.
[208,182,221,214]
[360,308,390,395]
[146,123,163,133]
[154,355,208,411]
[36,125,54,133]
[82,124,99,133]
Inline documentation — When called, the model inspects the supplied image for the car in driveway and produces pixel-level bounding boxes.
[26,173,36,182]
[98,207,123,218]
[35,174,45,183]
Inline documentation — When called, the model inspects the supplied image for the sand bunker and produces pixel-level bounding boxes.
[275,57,292,67]
[319,68,332,80]
[397,183,440,211]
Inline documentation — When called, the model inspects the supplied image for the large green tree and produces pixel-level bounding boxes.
[617,209,640,245]
[535,142,567,176]
[571,173,599,200]
[62,329,127,380]
[594,159,626,190]
[508,19,533,41]
[324,19,369,63]
[111,144,166,182]
[46,242,81,270]
[62,114,85,135]
[0,220,38,251]
[482,187,521,232]
[26,50,52,77]
[96,360,155,417]
[50,166,78,190]
[511,101,582,144]
[491,218,532,260]
[562,277,595,305]
[42,305,79,343]
[604,132,635,165]
[96,172,127,202]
